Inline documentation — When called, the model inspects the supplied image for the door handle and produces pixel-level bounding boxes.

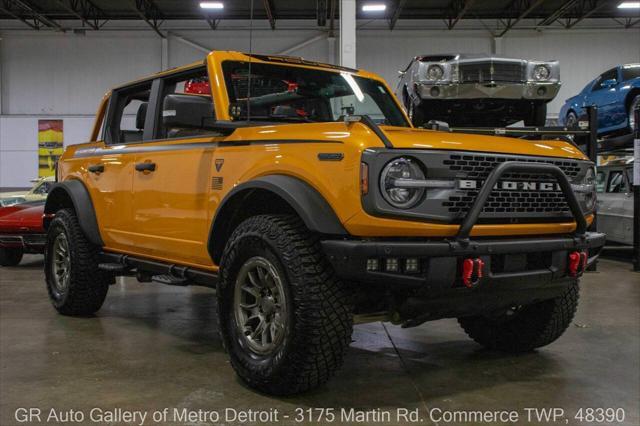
[135,162,156,172]
[88,164,104,174]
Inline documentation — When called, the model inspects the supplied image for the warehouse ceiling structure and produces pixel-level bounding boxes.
[1,0,639,37]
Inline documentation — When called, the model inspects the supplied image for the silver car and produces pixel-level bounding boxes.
[596,161,634,245]
[396,54,561,127]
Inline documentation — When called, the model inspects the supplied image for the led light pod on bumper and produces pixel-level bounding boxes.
[379,157,426,209]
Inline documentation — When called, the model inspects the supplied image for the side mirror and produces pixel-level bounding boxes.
[163,94,215,129]
[601,78,617,88]
[397,70,405,78]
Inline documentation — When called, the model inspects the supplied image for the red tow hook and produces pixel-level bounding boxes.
[568,250,588,277]
[462,258,485,288]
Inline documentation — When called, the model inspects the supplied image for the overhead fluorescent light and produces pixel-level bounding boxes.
[618,2,640,8]
[362,3,386,12]
[200,2,224,9]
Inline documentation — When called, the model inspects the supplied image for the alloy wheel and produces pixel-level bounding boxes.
[234,256,288,355]
[52,232,71,294]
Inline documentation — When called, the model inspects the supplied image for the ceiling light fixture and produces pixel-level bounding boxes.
[617,2,640,8]
[362,3,386,12]
[200,2,224,9]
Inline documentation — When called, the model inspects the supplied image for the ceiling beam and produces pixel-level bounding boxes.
[564,0,611,29]
[2,0,65,31]
[626,18,640,28]
[537,0,577,26]
[446,0,476,30]
[263,0,276,30]
[132,0,164,38]
[388,0,408,30]
[0,2,39,29]
[497,0,546,37]
[328,0,336,36]
[53,0,103,30]
[204,17,219,30]
[317,0,327,26]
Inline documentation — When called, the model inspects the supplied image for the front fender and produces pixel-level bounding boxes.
[44,180,103,246]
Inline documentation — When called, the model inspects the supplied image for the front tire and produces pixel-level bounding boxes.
[458,280,579,352]
[217,214,353,395]
[45,208,110,316]
[0,247,23,266]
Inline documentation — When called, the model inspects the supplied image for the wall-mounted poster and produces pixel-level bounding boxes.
[38,120,63,178]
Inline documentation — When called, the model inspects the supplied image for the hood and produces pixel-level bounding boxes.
[0,202,45,232]
[229,122,588,161]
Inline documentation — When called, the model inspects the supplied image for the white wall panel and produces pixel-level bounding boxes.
[1,32,161,115]
[0,150,38,187]
[1,26,638,187]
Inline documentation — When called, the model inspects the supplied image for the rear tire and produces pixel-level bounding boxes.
[0,247,23,266]
[458,280,579,352]
[45,208,110,316]
[217,214,353,395]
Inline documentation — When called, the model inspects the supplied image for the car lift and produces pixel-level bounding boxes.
[429,105,640,273]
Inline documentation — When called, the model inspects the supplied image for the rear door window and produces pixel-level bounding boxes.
[104,82,152,144]
[153,67,218,140]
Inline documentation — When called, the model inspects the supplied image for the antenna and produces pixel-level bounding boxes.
[247,0,254,122]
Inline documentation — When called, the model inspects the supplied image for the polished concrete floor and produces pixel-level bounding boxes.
[1,256,638,426]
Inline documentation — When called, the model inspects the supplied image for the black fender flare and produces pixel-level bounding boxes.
[208,174,347,263]
[44,180,104,246]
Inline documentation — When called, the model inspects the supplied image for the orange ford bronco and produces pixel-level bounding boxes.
[44,51,604,395]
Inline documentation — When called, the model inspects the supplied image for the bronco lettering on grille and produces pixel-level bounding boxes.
[458,179,561,191]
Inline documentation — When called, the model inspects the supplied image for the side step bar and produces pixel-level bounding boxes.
[98,253,218,288]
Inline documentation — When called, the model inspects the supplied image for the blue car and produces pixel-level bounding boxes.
[559,64,639,137]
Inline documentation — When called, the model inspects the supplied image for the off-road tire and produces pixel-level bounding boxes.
[458,280,579,353]
[45,208,110,316]
[217,214,353,395]
[0,247,23,266]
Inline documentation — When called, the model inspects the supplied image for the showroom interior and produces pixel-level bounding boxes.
[1,1,639,425]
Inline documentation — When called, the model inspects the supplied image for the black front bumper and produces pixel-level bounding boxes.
[322,232,605,323]
[322,232,605,288]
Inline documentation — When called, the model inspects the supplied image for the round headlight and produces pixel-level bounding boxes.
[583,167,596,186]
[533,65,550,81]
[380,157,426,209]
[426,65,444,80]
[581,167,597,211]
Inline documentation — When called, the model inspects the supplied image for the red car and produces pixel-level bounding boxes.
[0,202,46,266]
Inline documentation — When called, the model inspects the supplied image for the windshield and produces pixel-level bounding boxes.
[622,66,640,81]
[222,61,409,127]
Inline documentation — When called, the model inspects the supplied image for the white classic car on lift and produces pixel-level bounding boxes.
[396,53,561,128]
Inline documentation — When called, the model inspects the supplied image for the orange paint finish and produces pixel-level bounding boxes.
[56,51,596,269]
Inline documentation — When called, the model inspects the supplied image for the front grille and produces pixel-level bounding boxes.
[442,154,583,218]
[459,61,524,83]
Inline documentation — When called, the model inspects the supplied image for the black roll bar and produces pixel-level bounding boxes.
[456,162,588,242]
